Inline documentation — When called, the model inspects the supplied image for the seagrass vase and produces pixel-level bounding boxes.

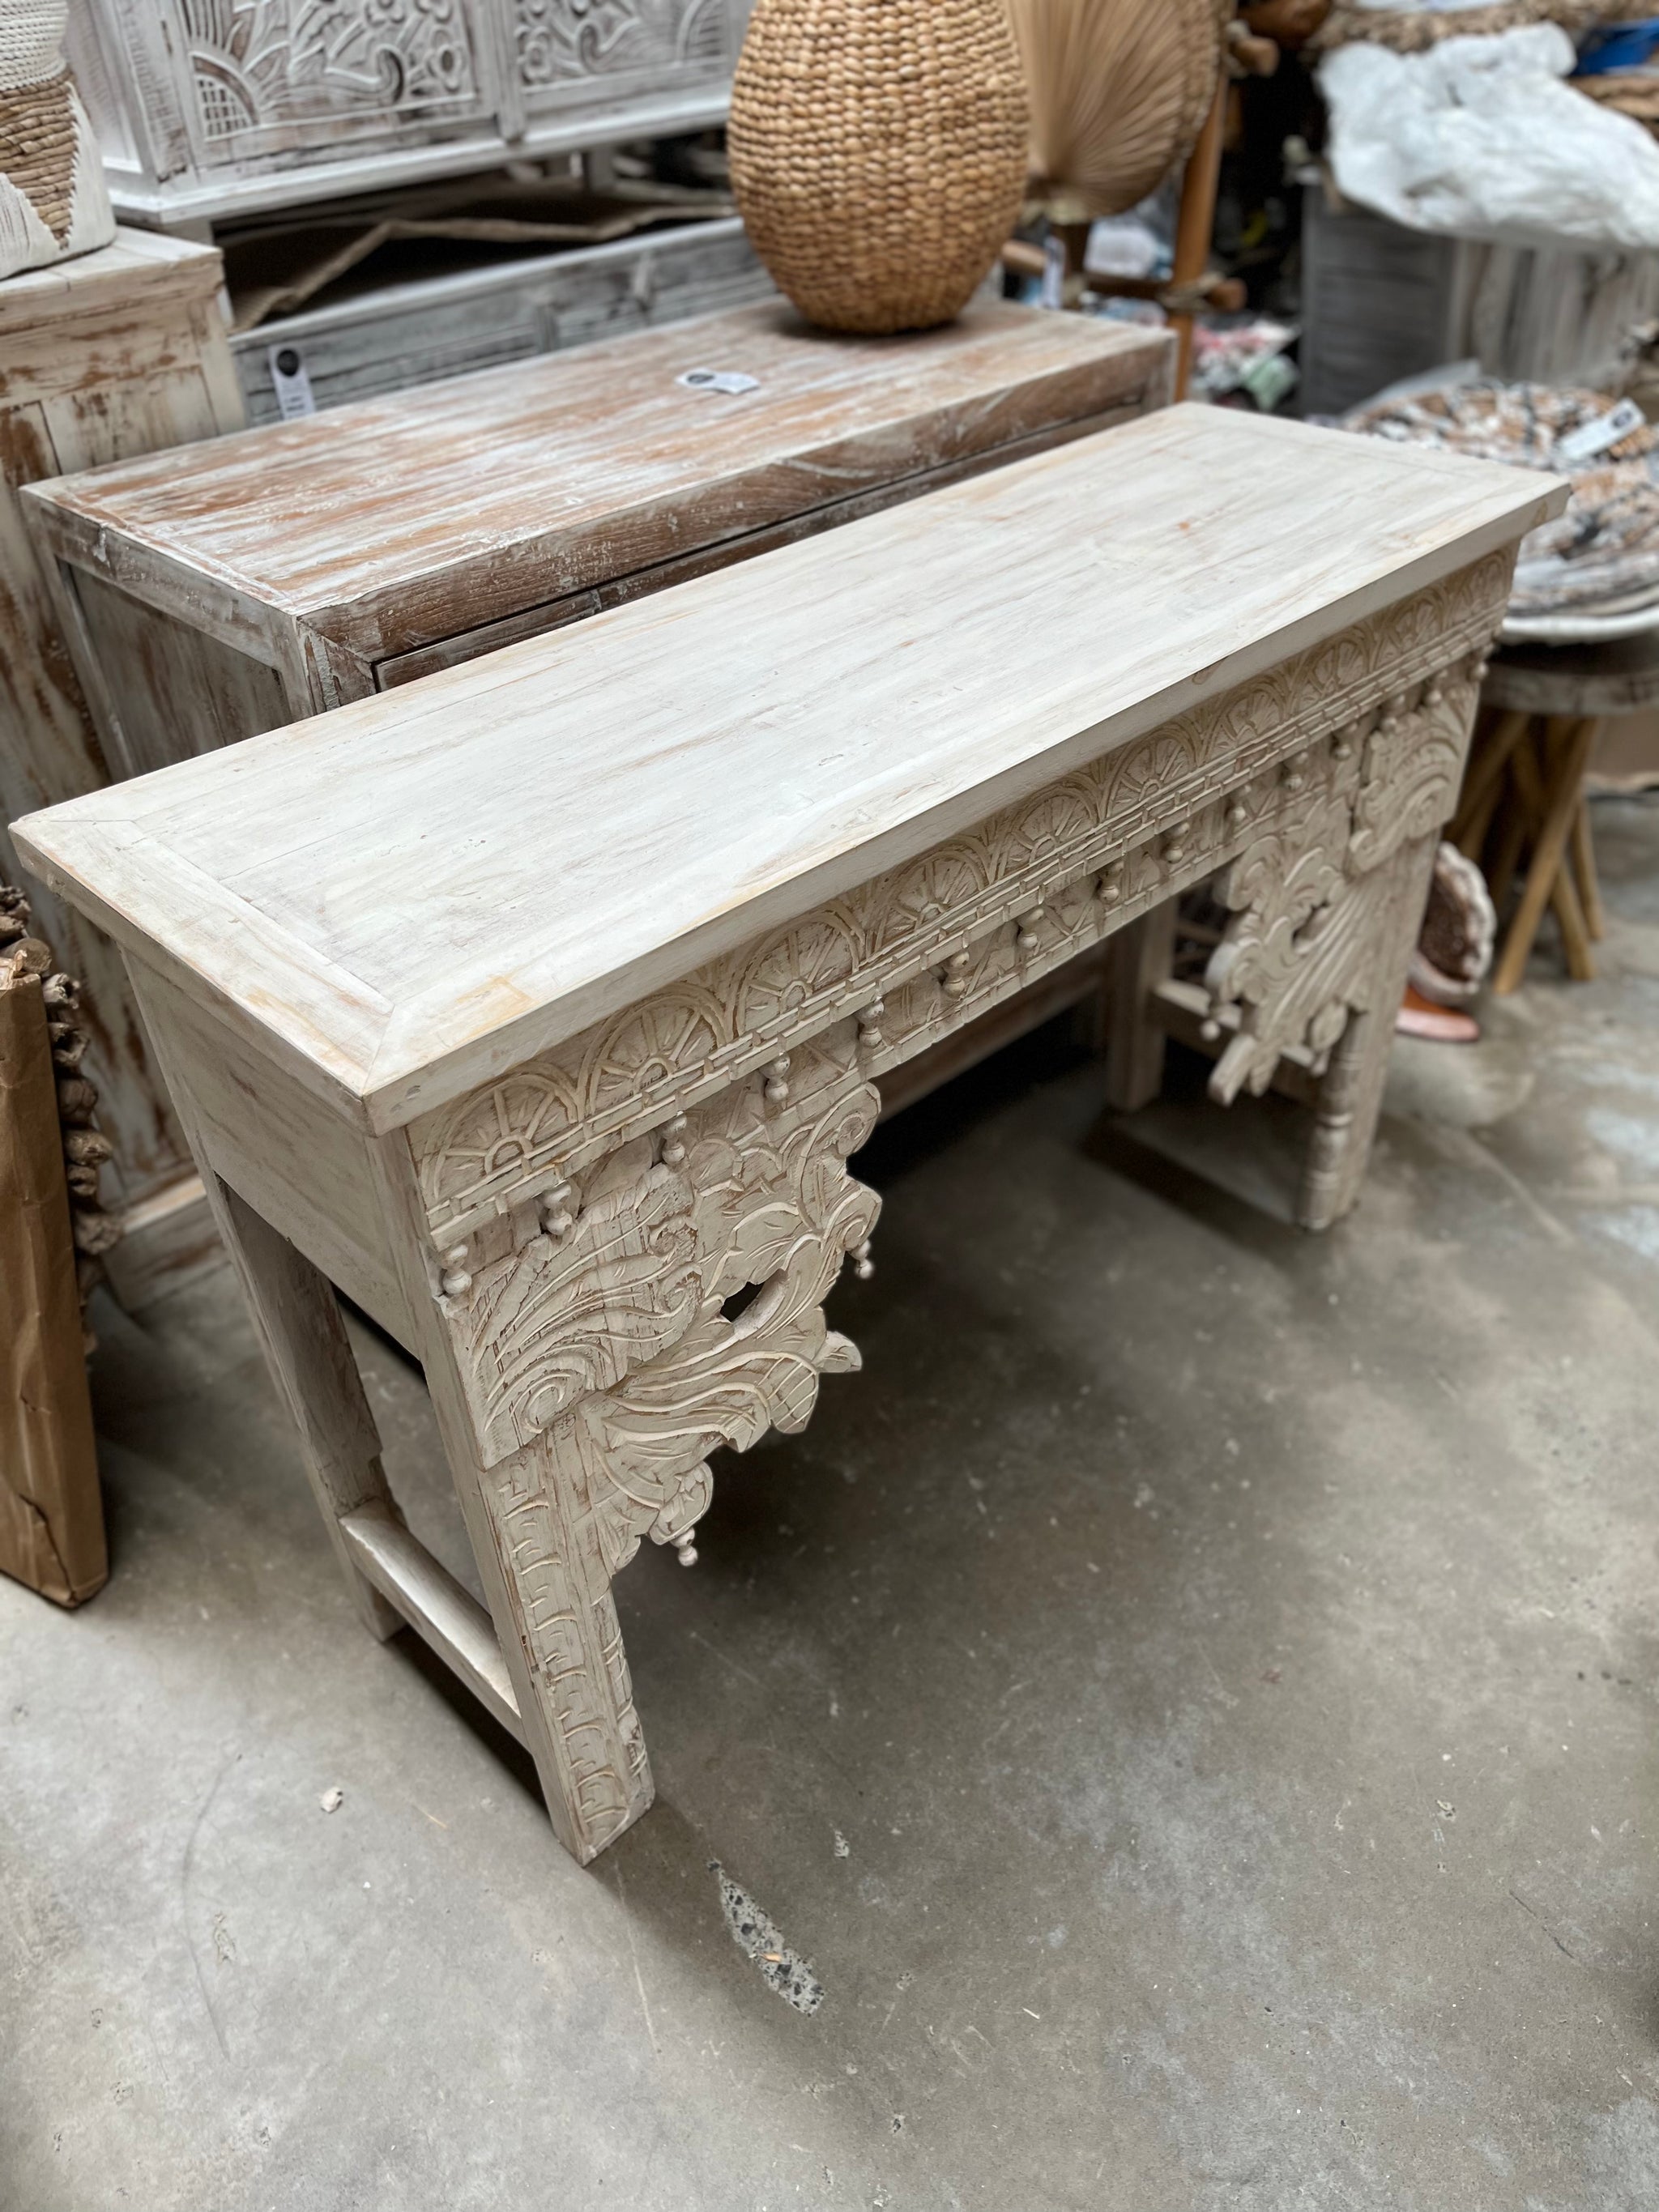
[728,0,1030,335]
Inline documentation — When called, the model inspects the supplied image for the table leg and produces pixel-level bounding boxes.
[413,1360,656,1866]
[1103,901,1178,1111]
[126,974,403,1643]
[387,1033,881,1862]
[206,1181,406,1640]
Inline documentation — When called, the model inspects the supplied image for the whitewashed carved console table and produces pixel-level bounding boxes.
[15,408,1560,1864]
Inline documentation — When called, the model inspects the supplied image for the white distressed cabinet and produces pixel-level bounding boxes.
[66,0,756,229]
[0,228,245,1302]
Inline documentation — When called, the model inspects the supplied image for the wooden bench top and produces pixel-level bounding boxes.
[14,405,1561,1136]
[24,300,1170,666]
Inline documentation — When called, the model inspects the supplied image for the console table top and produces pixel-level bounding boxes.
[14,404,1560,1134]
[26,299,1169,667]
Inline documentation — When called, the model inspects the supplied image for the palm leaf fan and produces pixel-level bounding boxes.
[1007,0,1228,220]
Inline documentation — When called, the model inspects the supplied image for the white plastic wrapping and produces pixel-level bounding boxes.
[1320,26,1659,252]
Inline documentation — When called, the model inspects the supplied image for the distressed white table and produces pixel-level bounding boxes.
[14,407,1561,1864]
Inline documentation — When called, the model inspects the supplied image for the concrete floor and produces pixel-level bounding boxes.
[5,796,1659,2212]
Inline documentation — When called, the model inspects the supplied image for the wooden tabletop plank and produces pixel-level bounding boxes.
[26,301,1170,662]
[14,405,1563,1134]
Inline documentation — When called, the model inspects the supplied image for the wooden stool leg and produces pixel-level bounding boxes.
[1452,708,1529,852]
[1486,717,1542,910]
[1572,799,1606,942]
[1550,858,1596,982]
[1492,716,1599,995]
[1103,899,1177,1110]
[1511,727,1594,981]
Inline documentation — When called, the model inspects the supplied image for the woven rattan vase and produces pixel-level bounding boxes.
[0,0,114,280]
[729,0,1030,335]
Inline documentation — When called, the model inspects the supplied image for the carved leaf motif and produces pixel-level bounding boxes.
[440,1035,879,1490]
[453,1143,702,1456]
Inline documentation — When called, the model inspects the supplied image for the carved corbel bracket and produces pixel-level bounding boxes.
[1204,650,1485,1103]
[430,1030,880,1572]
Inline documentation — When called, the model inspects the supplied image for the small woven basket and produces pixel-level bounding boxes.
[0,0,113,279]
[729,0,1030,335]
[1009,0,1228,221]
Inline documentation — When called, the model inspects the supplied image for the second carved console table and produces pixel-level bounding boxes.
[15,406,1560,1864]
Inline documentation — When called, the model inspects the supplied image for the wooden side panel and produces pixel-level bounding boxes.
[0,416,184,1213]
[125,961,415,1346]
[72,569,292,777]
[0,247,244,1222]
[0,970,107,1608]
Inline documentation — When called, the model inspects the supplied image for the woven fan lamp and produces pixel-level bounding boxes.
[1005,0,1230,392]
[0,0,114,281]
[728,0,1030,335]
[1007,0,1226,228]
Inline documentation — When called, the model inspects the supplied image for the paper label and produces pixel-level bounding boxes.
[1555,397,1644,468]
[1040,235,1065,311]
[676,368,760,396]
[268,343,318,421]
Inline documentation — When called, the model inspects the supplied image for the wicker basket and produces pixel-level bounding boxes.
[1009,0,1227,221]
[728,0,1030,335]
[0,0,113,279]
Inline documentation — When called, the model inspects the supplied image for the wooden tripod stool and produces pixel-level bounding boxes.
[1456,630,1659,994]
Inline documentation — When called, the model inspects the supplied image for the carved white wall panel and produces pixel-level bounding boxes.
[179,0,488,159]
[515,0,732,92]
[70,0,749,223]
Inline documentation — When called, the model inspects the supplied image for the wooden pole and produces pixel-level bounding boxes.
[1171,72,1229,400]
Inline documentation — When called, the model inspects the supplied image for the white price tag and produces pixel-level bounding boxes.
[1040,235,1066,311]
[676,368,761,397]
[267,343,317,421]
[1556,397,1644,468]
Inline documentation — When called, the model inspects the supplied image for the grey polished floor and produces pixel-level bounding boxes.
[5,798,1658,2212]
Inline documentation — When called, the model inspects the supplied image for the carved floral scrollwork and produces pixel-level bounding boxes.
[437,1031,879,1571]
[514,0,728,87]
[1203,659,1481,1104]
